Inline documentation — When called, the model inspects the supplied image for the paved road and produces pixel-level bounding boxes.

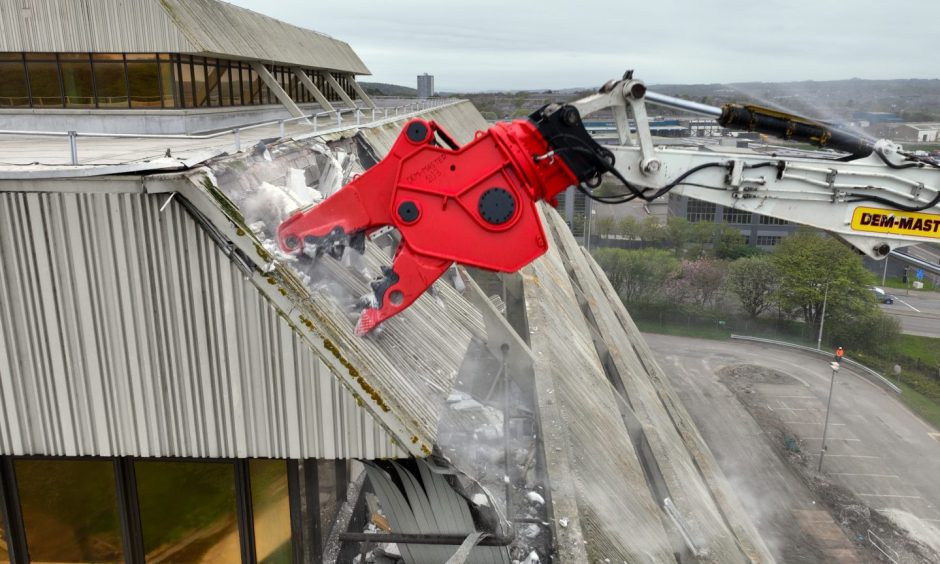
[878,290,940,338]
[645,333,940,560]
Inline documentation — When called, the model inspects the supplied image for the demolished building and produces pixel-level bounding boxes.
[0,97,775,562]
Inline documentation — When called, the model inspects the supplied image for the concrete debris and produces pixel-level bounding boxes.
[524,492,544,505]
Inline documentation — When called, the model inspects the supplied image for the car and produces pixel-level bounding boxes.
[870,286,895,304]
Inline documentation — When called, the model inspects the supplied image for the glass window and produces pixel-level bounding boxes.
[686,199,717,223]
[722,208,752,224]
[756,235,782,246]
[127,61,160,108]
[0,519,8,563]
[15,459,123,563]
[135,460,239,562]
[249,460,291,563]
[241,65,252,105]
[0,60,29,107]
[759,215,789,225]
[318,461,339,530]
[60,57,95,108]
[26,60,62,107]
[94,61,128,108]
[218,62,231,106]
[178,56,195,108]
[159,60,175,108]
[205,58,220,106]
[192,60,208,107]
[230,64,242,106]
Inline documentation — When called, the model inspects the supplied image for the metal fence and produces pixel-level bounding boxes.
[0,98,461,165]
[729,334,902,394]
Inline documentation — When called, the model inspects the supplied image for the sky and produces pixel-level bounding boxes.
[227,0,940,92]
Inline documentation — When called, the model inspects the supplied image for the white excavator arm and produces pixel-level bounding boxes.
[569,74,940,259]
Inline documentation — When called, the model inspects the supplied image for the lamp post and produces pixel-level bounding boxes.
[818,360,840,473]
[816,281,830,350]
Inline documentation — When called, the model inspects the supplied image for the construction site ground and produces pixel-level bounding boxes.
[646,333,940,563]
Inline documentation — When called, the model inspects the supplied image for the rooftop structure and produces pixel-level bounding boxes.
[0,0,378,134]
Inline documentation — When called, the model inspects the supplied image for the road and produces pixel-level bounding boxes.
[878,290,940,338]
[645,333,940,561]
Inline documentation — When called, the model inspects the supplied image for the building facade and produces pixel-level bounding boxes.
[669,194,796,249]
[0,0,377,134]
[417,72,434,98]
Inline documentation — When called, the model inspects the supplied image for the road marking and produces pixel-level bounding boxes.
[786,422,845,426]
[769,395,815,399]
[802,437,861,442]
[832,473,900,479]
[929,432,940,442]
[859,493,922,499]
[895,298,921,313]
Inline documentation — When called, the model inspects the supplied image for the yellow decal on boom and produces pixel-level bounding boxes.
[851,206,940,238]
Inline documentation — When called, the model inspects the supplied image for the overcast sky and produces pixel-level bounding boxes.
[227,0,939,92]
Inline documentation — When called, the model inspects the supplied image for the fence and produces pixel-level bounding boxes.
[0,98,461,165]
[729,334,902,394]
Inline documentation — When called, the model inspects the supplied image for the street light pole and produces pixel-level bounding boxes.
[816,282,829,350]
[818,361,840,473]
[882,255,889,287]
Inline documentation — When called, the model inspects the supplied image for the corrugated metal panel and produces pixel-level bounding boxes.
[0,0,194,54]
[0,190,406,459]
[160,0,370,74]
[0,0,369,75]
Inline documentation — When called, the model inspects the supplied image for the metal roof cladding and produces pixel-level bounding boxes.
[0,0,370,75]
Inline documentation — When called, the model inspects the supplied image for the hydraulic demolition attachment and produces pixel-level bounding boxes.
[279,72,940,334]
[277,104,615,334]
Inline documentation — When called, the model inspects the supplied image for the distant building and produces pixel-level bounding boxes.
[417,73,434,98]
[668,195,797,249]
[893,124,940,143]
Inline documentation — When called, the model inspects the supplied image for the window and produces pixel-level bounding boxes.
[26,55,62,108]
[205,58,220,106]
[0,486,8,563]
[0,54,28,107]
[686,199,717,223]
[230,63,242,106]
[722,208,752,224]
[93,55,128,108]
[135,460,240,561]
[59,54,95,108]
[756,235,782,246]
[158,55,175,108]
[126,58,161,108]
[192,58,208,107]
[218,61,232,106]
[15,459,123,563]
[249,460,292,563]
[759,215,789,225]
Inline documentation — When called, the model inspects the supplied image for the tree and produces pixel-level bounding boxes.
[593,248,680,304]
[771,229,875,334]
[726,255,779,317]
[595,216,615,239]
[714,225,762,260]
[668,257,727,307]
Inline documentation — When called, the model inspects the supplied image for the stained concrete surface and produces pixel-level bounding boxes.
[647,333,940,562]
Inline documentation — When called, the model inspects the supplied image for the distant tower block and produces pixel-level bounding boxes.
[417,73,434,98]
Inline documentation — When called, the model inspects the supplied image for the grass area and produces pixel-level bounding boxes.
[898,381,940,432]
[880,277,937,292]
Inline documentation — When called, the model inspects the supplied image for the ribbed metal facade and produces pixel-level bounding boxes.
[0,0,369,74]
[0,190,405,460]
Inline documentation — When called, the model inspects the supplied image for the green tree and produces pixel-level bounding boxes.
[595,216,615,239]
[726,255,779,317]
[714,225,762,260]
[771,229,875,336]
[593,248,680,303]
